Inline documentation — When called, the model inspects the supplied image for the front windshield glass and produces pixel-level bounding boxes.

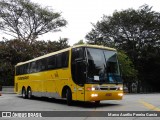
[86,48,122,84]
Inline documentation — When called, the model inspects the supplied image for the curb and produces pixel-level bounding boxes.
[1,92,15,94]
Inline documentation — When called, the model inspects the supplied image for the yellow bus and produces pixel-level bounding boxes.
[14,44,123,105]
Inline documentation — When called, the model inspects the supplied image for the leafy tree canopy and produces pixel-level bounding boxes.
[86,4,160,59]
[74,40,85,45]
[118,51,137,81]
[0,0,67,42]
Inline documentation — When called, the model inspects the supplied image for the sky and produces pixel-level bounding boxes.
[2,0,160,45]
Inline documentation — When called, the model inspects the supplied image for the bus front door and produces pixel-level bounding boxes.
[75,61,85,101]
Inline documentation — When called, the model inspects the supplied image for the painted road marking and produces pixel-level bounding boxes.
[139,100,160,111]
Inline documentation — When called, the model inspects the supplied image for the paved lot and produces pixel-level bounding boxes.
[0,93,160,120]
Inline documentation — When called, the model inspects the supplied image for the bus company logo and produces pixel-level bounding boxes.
[2,112,11,117]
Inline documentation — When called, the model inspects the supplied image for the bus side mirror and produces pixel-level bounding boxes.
[75,58,88,66]
[75,58,83,62]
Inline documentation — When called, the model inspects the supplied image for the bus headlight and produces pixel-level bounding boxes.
[117,87,123,91]
[91,94,98,97]
[118,93,123,96]
[119,87,123,90]
[91,87,95,91]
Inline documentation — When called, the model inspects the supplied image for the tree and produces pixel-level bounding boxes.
[74,40,85,45]
[86,5,160,59]
[47,38,70,52]
[118,51,138,93]
[118,51,137,79]
[86,5,160,92]
[0,0,67,43]
[86,28,115,47]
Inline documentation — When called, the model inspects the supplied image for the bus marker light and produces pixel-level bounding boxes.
[86,87,95,91]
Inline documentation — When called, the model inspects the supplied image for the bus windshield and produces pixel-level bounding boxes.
[86,48,122,84]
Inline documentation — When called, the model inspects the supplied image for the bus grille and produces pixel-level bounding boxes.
[100,88,108,90]
[99,86,109,90]
[99,86,117,90]
[109,87,117,90]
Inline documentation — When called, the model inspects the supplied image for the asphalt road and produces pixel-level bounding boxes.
[0,93,160,120]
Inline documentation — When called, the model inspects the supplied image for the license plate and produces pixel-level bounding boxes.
[106,93,112,96]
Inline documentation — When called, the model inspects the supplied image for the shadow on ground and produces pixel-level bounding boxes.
[17,95,121,108]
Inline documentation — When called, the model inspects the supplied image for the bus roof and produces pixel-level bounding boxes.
[71,44,116,51]
[16,44,116,66]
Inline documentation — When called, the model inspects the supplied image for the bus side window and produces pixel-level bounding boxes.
[41,58,47,71]
[16,64,29,75]
[24,63,29,74]
[20,65,24,75]
[47,55,56,70]
[16,66,20,75]
[62,51,69,68]
[30,62,36,73]
[37,60,43,72]
[56,53,62,68]
[71,48,84,62]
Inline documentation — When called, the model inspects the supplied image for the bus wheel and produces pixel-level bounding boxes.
[66,88,72,106]
[95,101,100,105]
[27,87,32,99]
[22,88,27,99]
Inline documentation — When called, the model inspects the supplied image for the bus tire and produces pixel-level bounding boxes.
[66,88,72,106]
[27,87,32,99]
[22,87,27,99]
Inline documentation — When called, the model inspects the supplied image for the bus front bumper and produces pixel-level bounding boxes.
[85,91,123,102]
